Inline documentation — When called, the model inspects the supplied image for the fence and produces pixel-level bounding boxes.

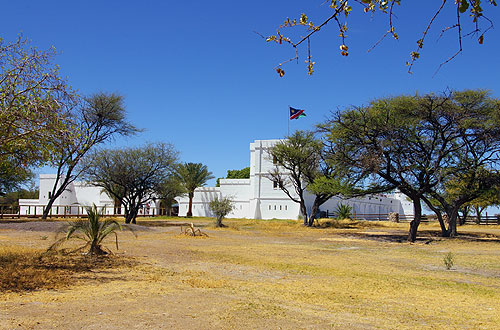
[1,204,177,219]
[325,211,500,225]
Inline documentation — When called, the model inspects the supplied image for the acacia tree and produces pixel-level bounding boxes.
[176,163,214,217]
[0,36,74,187]
[266,0,497,76]
[0,160,34,196]
[416,90,500,236]
[467,187,500,223]
[268,130,354,227]
[82,143,179,224]
[321,90,500,241]
[431,169,500,232]
[155,175,186,216]
[42,92,139,219]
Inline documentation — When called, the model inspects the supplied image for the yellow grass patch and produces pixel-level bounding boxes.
[0,246,136,293]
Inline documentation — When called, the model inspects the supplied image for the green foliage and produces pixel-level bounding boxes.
[0,35,75,169]
[42,92,140,219]
[443,252,455,270]
[321,89,500,239]
[226,167,250,179]
[216,167,250,187]
[64,204,123,256]
[209,196,235,227]
[0,187,38,211]
[82,143,179,224]
[155,176,186,216]
[0,161,34,195]
[269,130,357,226]
[268,131,323,225]
[176,163,214,196]
[176,162,214,217]
[334,203,352,220]
[215,167,250,187]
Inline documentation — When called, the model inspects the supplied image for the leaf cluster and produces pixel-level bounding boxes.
[64,204,123,255]
[175,163,215,198]
[266,0,497,76]
[0,35,76,168]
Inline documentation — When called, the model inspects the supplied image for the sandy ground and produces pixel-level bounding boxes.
[1,219,499,329]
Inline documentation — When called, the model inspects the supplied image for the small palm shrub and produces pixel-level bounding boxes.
[65,204,123,255]
[209,196,235,227]
[443,252,454,270]
[334,203,353,220]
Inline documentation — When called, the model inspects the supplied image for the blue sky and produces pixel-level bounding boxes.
[2,1,500,185]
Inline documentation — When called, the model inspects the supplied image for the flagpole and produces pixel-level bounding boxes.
[287,105,290,137]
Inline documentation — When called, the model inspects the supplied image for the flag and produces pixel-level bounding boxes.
[289,107,306,120]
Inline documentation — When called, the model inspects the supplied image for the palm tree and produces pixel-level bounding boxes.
[176,163,214,217]
[65,204,123,255]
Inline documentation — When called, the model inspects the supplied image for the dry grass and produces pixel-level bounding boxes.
[1,218,499,329]
[0,246,135,293]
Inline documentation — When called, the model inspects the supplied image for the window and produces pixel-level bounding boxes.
[273,155,278,164]
[274,205,276,210]
[280,205,282,210]
[273,180,279,189]
[285,205,287,210]
[269,205,271,210]
[48,191,52,199]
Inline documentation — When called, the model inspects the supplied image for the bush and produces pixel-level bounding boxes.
[209,196,235,227]
[334,203,353,220]
[443,252,454,270]
[48,204,131,256]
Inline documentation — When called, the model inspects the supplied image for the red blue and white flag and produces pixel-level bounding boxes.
[289,107,306,120]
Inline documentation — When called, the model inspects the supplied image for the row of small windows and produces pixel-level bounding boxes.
[268,204,287,211]
[44,192,68,199]
[184,204,244,210]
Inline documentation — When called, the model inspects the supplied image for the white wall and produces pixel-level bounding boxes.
[19,174,159,216]
[177,187,221,217]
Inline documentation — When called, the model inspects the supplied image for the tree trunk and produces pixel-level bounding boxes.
[42,197,56,219]
[446,208,459,237]
[300,201,308,226]
[216,216,223,227]
[308,200,320,227]
[474,206,482,224]
[125,207,139,224]
[187,194,193,217]
[42,164,77,219]
[436,211,450,237]
[421,197,448,237]
[408,197,422,242]
[458,206,469,226]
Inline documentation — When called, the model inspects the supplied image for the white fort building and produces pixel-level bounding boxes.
[20,139,413,219]
[176,139,413,219]
[19,176,159,217]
